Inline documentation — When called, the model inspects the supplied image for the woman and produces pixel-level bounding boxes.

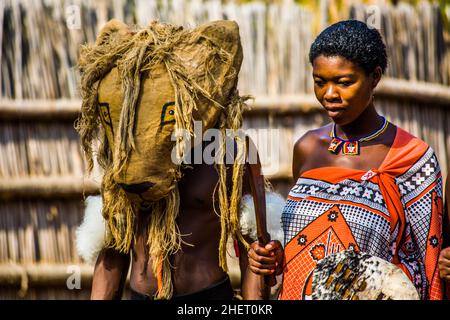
[248,20,444,300]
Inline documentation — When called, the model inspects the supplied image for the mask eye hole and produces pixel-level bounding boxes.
[160,101,176,126]
[98,102,114,135]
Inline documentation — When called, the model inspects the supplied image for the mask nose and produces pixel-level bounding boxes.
[120,181,155,194]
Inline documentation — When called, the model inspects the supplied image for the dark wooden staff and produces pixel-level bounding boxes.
[245,139,277,287]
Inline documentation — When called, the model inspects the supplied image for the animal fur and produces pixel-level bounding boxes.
[75,196,108,265]
[239,192,286,245]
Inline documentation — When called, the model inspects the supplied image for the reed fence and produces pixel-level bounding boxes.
[0,0,449,299]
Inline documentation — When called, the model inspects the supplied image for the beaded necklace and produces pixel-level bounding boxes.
[328,116,389,155]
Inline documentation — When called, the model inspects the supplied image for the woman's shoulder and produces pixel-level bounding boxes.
[390,125,431,152]
[293,124,332,153]
[382,124,440,177]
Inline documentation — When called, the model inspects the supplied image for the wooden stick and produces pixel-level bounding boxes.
[0,263,94,287]
[246,139,276,288]
[0,99,81,120]
[0,177,100,199]
[376,78,450,106]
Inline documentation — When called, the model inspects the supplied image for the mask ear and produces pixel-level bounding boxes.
[95,19,132,46]
[78,19,132,71]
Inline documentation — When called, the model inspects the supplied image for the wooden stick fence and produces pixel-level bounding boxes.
[1,0,449,100]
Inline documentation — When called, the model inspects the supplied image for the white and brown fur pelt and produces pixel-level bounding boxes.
[76,196,108,265]
[238,192,286,245]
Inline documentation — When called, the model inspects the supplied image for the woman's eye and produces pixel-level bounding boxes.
[339,81,353,87]
[314,80,324,87]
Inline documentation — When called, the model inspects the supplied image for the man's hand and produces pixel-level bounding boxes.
[248,240,283,276]
[439,247,450,282]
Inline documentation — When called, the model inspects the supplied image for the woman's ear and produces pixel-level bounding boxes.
[371,66,383,89]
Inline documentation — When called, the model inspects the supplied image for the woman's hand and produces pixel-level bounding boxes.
[248,240,284,276]
[439,247,450,282]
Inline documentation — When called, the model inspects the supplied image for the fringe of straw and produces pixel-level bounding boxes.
[146,186,184,299]
[101,166,136,253]
[215,93,252,271]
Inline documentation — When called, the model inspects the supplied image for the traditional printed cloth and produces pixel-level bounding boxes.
[280,127,443,300]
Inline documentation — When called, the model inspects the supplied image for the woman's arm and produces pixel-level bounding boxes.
[292,130,316,181]
[91,247,130,300]
[238,237,270,300]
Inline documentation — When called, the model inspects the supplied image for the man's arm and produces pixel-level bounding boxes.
[238,164,269,299]
[91,248,130,300]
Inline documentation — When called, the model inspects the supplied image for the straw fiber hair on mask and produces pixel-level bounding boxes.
[76,19,248,299]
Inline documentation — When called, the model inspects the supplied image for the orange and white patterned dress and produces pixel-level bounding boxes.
[279,127,443,300]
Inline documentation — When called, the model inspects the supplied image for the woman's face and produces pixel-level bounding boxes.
[312,55,379,126]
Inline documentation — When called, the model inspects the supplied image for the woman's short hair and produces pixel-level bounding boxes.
[309,20,388,74]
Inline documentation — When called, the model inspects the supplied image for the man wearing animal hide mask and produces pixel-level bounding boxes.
[75,19,284,300]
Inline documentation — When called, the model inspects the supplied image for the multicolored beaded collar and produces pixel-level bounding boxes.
[328,116,389,156]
